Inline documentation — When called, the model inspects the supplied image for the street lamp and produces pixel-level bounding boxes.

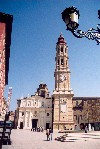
[62,6,100,45]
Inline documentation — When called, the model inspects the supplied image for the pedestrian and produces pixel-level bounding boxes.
[85,126,88,133]
[46,129,50,141]
[49,128,53,141]
[41,127,43,132]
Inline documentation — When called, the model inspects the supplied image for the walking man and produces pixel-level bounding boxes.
[49,128,53,141]
[46,129,50,141]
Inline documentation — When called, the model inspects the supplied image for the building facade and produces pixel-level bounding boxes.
[17,84,53,130]
[0,97,7,120]
[53,34,74,130]
[73,97,100,130]
[0,12,13,114]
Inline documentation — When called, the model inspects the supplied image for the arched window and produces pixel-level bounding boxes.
[22,112,24,116]
[65,48,67,53]
[66,60,67,66]
[42,102,44,107]
[76,101,78,106]
[61,47,63,52]
[58,48,60,54]
[58,59,59,65]
[27,101,31,106]
[61,59,64,65]
[47,113,50,116]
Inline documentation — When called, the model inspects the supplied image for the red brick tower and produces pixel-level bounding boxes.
[0,13,13,113]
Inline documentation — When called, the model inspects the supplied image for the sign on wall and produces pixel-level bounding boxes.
[60,103,66,113]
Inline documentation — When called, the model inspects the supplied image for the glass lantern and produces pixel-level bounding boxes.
[62,6,80,31]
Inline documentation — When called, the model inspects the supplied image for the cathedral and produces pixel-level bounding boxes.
[17,84,52,130]
[16,34,100,131]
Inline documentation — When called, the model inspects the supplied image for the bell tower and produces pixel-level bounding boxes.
[53,33,74,130]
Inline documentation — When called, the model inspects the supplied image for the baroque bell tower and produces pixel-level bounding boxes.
[53,33,74,130]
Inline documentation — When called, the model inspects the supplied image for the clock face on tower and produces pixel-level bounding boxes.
[60,74,66,82]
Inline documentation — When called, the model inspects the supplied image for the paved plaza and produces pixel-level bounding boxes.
[2,129,100,149]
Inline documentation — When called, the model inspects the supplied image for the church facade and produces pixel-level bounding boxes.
[17,84,53,130]
[16,34,100,131]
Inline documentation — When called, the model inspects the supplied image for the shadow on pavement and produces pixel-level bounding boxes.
[92,138,100,139]
[43,140,51,141]
[66,141,75,142]
[69,139,78,140]
[81,137,91,138]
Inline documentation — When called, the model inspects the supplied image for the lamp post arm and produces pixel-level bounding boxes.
[71,30,84,38]
[71,24,100,44]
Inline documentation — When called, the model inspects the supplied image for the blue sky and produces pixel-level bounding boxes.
[0,0,100,110]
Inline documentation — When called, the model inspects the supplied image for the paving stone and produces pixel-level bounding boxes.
[2,130,100,149]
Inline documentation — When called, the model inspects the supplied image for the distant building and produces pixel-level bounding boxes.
[9,111,15,122]
[16,84,53,130]
[73,97,100,130]
[0,12,13,114]
[0,97,7,120]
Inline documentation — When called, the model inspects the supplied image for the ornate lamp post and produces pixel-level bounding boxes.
[62,6,100,44]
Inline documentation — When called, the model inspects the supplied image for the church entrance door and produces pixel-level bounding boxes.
[32,119,38,129]
[46,123,50,129]
[20,122,23,129]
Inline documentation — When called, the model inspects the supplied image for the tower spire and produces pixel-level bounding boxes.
[55,34,70,91]
[57,33,66,45]
[60,32,63,36]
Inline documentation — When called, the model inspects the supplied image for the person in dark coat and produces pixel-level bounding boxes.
[49,128,53,141]
[46,129,50,141]
[85,126,88,133]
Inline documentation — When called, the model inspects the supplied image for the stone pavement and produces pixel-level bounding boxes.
[2,129,100,149]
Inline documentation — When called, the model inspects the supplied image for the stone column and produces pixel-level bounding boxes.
[29,112,32,129]
[24,111,28,129]
[17,111,22,129]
